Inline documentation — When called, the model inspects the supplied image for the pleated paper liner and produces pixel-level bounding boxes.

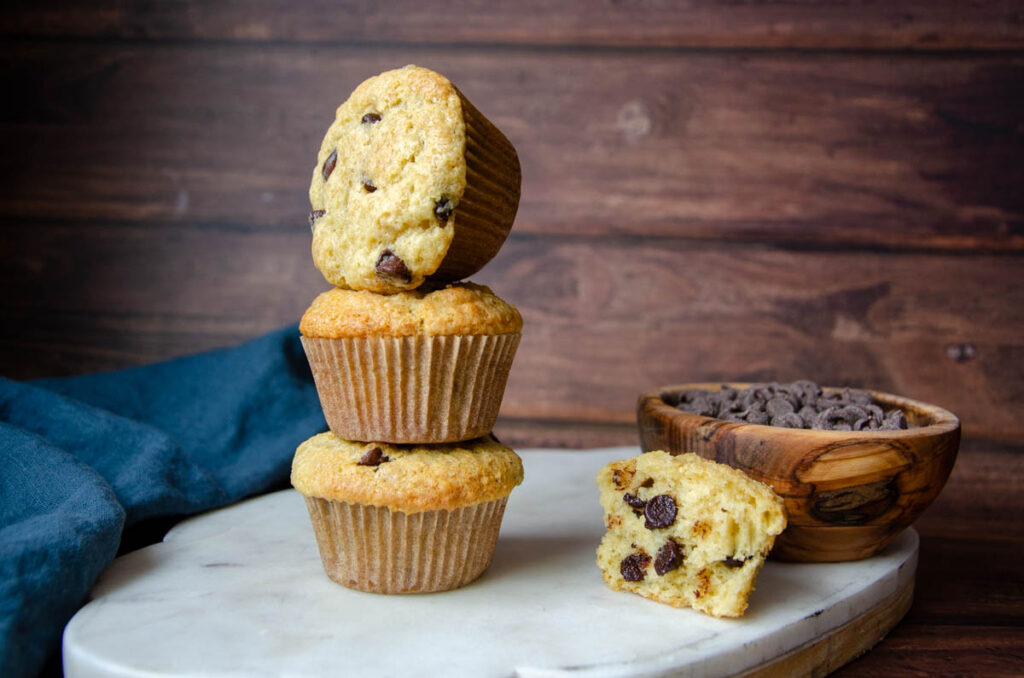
[301,332,521,444]
[304,496,509,593]
[428,88,521,283]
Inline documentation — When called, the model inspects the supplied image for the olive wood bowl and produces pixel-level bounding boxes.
[637,383,960,562]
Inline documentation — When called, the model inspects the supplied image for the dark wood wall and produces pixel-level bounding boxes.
[3,2,1023,449]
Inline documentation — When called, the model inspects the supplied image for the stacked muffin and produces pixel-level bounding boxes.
[291,65,524,594]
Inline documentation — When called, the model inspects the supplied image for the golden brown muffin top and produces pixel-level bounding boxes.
[291,433,524,512]
[299,282,522,338]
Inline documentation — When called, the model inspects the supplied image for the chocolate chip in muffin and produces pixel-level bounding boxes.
[357,446,389,466]
[723,555,749,568]
[434,196,455,223]
[308,209,325,232]
[361,112,382,124]
[362,178,377,193]
[654,539,684,575]
[639,477,655,488]
[644,494,677,529]
[322,149,337,181]
[623,493,647,510]
[620,552,651,582]
[375,248,413,284]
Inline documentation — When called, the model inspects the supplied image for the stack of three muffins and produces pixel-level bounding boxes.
[291,65,525,593]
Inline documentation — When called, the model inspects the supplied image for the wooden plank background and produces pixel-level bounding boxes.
[3,3,1023,677]
[3,29,1022,445]
[4,1,1024,49]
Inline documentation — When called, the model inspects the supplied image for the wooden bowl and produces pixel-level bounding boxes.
[637,383,960,562]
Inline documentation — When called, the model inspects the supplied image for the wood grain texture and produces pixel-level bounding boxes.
[485,238,1024,443]
[4,223,1022,442]
[2,45,1022,251]
[4,1,1024,49]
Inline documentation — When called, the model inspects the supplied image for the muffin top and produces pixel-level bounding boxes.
[291,433,524,512]
[309,64,467,293]
[299,282,522,338]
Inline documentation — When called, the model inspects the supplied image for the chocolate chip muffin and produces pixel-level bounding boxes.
[292,432,524,593]
[299,282,522,443]
[309,64,521,293]
[596,451,786,618]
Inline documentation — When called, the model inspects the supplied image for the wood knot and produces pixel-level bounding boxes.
[945,343,976,363]
[616,99,651,141]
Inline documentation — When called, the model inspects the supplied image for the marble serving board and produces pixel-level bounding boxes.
[63,447,917,678]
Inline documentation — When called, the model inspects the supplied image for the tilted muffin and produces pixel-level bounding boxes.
[596,451,786,618]
[292,432,524,593]
[300,282,522,443]
[309,64,521,293]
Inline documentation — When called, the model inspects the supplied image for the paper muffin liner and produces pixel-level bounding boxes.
[301,332,520,444]
[429,89,521,282]
[303,496,509,594]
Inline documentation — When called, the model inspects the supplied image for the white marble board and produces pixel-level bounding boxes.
[63,447,917,678]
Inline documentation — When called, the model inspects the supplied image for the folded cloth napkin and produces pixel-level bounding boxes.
[0,324,326,678]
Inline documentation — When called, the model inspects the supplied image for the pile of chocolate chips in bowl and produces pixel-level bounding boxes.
[666,380,909,431]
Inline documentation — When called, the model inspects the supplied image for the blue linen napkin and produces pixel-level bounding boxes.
[0,324,326,678]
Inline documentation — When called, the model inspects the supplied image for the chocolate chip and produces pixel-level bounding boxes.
[644,494,677,529]
[654,540,683,575]
[308,209,325,232]
[813,407,842,431]
[620,552,650,582]
[686,394,714,417]
[362,179,377,193]
[772,412,805,428]
[838,405,868,423]
[723,556,748,568]
[673,381,915,431]
[375,248,412,284]
[322,149,337,181]
[361,112,381,124]
[798,406,818,427]
[766,397,794,418]
[623,493,647,510]
[746,409,769,425]
[866,404,885,423]
[639,477,655,488]
[357,446,389,466]
[434,197,454,222]
[882,409,908,430]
